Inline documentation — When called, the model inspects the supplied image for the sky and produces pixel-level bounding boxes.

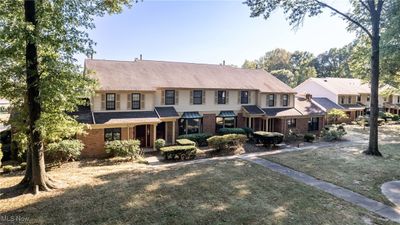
[77,0,356,67]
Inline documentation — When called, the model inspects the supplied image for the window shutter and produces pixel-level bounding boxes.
[202,90,206,104]
[175,90,179,105]
[288,94,290,106]
[161,90,165,105]
[190,90,193,105]
[248,91,252,104]
[101,94,106,110]
[281,95,284,107]
[215,91,218,104]
[116,93,121,110]
[238,91,242,104]
[127,93,132,110]
[226,91,229,104]
[141,93,145,109]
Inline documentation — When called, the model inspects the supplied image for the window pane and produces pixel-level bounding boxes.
[106,93,115,110]
[187,118,200,134]
[241,91,249,104]
[218,91,226,104]
[132,93,140,109]
[165,90,175,105]
[193,90,202,104]
[224,117,235,128]
[268,94,275,106]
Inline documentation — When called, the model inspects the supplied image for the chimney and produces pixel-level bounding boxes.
[222,60,225,66]
[140,54,142,60]
[305,93,313,101]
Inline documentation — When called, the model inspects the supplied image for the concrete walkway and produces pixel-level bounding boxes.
[239,155,400,223]
[382,181,400,207]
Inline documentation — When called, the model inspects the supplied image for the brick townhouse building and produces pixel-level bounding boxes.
[75,59,325,157]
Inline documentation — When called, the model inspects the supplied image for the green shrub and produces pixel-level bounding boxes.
[155,139,166,151]
[380,112,394,121]
[160,145,197,160]
[253,131,284,147]
[321,125,347,141]
[105,139,141,160]
[327,109,349,124]
[393,114,399,121]
[177,133,212,147]
[218,128,246,135]
[207,134,247,151]
[2,165,14,173]
[20,162,27,170]
[46,140,84,163]
[176,139,196,146]
[304,133,316,143]
[242,127,254,138]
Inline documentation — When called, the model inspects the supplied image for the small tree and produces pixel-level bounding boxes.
[327,109,349,124]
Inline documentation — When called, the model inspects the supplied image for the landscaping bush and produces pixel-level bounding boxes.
[321,125,347,141]
[253,131,284,147]
[176,139,196,146]
[160,145,197,160]
[304,133,316,143]
[105,139,141,160]
[242,127,254,138]
[327,109,349,124]
[177,133,212,147]
[217,128,246,135]
[46,140,84,163]
[20,162,27,170]
[155,139,166,151]
[2,165,14,173]
[207,134,247,151]
[380,112,394,121]
[393,114,399,121]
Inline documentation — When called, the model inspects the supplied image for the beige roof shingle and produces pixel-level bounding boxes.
[308,78,370,95]
[85,59,295,93]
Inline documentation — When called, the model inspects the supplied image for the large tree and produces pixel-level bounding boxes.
[313,46,353,78]
[0,0,132,194]
[245,0,392,156]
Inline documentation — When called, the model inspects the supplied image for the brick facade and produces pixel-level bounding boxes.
[237,113,246,128]
[79,129,108,158]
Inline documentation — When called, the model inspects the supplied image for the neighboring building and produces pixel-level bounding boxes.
[379,84,400,114]
[295,78,375,121]
[76,59,324,157]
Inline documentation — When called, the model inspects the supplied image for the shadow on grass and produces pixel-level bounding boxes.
[0,160,387,225]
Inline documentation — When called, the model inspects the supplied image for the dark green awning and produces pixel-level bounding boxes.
[181,112,203,119]
[218,111,236,118]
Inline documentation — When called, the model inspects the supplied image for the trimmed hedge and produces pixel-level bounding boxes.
[253,131,284,147]
[46,140,84,163]
[176,139,196,146]
[177,133,212,147]
[155,139,166,151]
[304,133,316,143]
[160,145,197,160]
[2,165,14,173]
[105,139,141,160]
[321,125,347,141]
[207,134,247,151]
[393,114,400,121]
[218,128,246,135]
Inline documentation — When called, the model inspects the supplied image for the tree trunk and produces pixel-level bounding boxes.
[364,4,382,157]
[20,0,58,193]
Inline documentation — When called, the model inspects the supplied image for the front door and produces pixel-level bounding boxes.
[156,122,166,140]
[136,125,150,147]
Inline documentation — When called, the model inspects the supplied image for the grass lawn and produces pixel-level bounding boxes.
[264,143,400,206]
[0,160,395,225]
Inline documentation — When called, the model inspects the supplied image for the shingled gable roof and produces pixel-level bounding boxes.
[306,78,370,95]
[85,59,296,93]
